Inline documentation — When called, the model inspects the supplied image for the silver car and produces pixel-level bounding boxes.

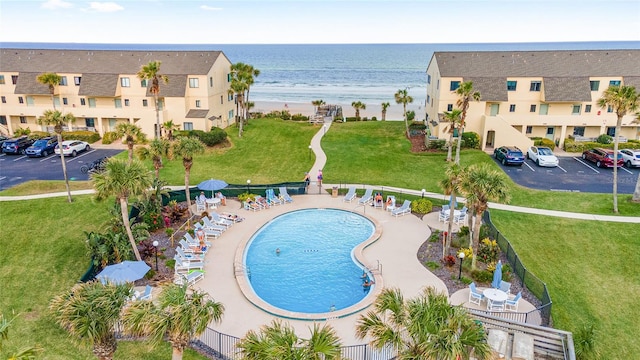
[526,146,559,167]
[620,149,640,168]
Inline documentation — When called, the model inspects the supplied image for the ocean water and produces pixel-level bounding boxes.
[5,41,640,106]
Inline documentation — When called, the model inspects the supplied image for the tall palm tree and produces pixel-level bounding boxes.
[136,138,171,180]
[92,158,152,261]
[443,109,462,162]
[597,85,639,213]
[137,61,168,140]
[172,137,205,206]
[228,79,248,137]
[36,72,62,111]
[232,62,260,123]
[381,102,390,121]
[352,101,366,120]
[394,89,414,135]
[115,122,145,163]
[122,283,224,360]
[49,281,132,360]
[459,163,510,269]
[312,99,325,114]
[38,110,75,203]
[356,287,491,360]
[440,163,464,259]
[237,319,342,360]
[454,82,481,164]
[162,120,180,140]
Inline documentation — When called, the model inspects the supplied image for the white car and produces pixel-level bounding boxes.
[526,146,559,167]
[55,140,90,157]
[620,149,640,168]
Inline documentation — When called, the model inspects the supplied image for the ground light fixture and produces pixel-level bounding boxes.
[458,251,465,279]
[247,179,251,193]
[308,145,312,159]
[152,240,159,271]
[421,189,426,198]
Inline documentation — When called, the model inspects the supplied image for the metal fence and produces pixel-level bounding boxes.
[482,210,553,326]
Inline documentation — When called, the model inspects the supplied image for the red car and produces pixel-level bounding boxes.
[581,148,623,168]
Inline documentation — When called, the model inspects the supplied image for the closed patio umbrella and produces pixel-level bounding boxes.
[96,260,150,285]
[492,260,503,289]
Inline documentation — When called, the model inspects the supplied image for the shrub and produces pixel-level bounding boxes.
[165,259,176,270]
[471,269,493,283]
[460,276,473,285]
[426,261,440,270]
[428,230,440,243]
[345,117,358,122]
[101,131,119,145]
[460,247,473,260]
[409,122,426,130]
[27,131,51,140]
[443,255,457,267]
[427,139,446,150]
[461,132,480,149]
[479,224,490,241]
[451,234,467,249]
[13,127,31,136]
[371,116,377,121]
[532,137,555,150]
[291,113,309,121]
[410,199,431,214]
[458,226,470,237]
[62,130,101,143]
[596,134,612,144]
[477,238,499,264]
[502,263,513,282]
[238,192,257,202]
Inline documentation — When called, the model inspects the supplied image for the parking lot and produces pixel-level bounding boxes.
[495,156,639,194]
[0,149,124,191]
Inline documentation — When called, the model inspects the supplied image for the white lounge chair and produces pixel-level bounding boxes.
[193,223,221,240]
[439,205,450,222]
[179,239,207,254]
[243,201,261,211]
[358,188,373,205]
[391,200,411,217]
[202,217,227,232]
[174,270,204,285]
[385,195,396,212]
[210,212,234,227]
[266,188,282,206]
[343,187,357,202]
[278,187,293,203]
[220,212,244,222]
[176,247,204,262]
[139,285,153,301]
[174,255,204,273]
[183,233,212,247]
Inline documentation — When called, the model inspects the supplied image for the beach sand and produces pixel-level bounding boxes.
[253,100,425,121]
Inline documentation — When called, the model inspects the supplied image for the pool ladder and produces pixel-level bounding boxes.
[364,260,382,275]
[234,262,251,278]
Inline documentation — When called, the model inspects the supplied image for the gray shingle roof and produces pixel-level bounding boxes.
[78,73,118,96]
[623,76,640,89]
[185,109,209,118]
[14,72,50,94]
[463,77,507,101]
[433,50,640,77]
[543,77,592,102]
[146,75,187,97]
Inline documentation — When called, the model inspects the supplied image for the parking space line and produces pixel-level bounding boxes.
[556,165,567,173]
[40,155,57,162]
[65,149,96,163]
[523,161,535,172]
[12,155,28,162]
[0,176,6,181]
[619,166,633,175]
[573,157,600,173]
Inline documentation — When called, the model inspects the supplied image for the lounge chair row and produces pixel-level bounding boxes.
[342,187,412,217]
[244,187,293,211]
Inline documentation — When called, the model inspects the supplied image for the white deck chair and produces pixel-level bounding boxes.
[385,195,396,212]
[343,187,357,202]
[505,292,521,311]
[202,217,227,232]
[358,188,373,205]
[210,212,234,227]
[176,247,204,262]
[391,200,411,217]
[193,223,221,240]
[278,187,293,203]
[173,255,204,273]
[138,285,153,301]
[469,282,484,306]
[174,270,204,285]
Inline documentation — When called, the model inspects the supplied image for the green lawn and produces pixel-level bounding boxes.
[490,210,640,358]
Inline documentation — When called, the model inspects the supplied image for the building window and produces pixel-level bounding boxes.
[426,95,430,104]
[26,96,34,106]
[573,126,585,136]
[195,100,201,108]
[124,99,130,106]
[74,76,81,86]
[0,116,6,125]
[585,105,592,113]
[189,78,199,88]
[114,99,122,108]
[228,93,234,101]
[530,104,536,112]
[427,74,431,84]
[54,97,60,107]
[509,104,516,112]
[507,81,517,91]
[183,122,193,130]
[59,76,67,86]
[590,81,599,91]
[0,75,4,84]
[120,77,130,87]
[572,105,581,115]
[142,99,148,107]
[227,73,231,82]
[529,81,541,91]
[85,118,95,128]
[607,105,613,113]
[1,96,5,103]
[11,75,18,85]
[606,127,616,136]
[80,98,86,106]
[141,79,147,87]
[450,81,460,91]
[18,96,24,104]
[210,76,213,87]
[220,95,223,104]
[447,104,453,111]
[229,109,234,120]
[20,116,27,124]
[88,98,96,108]
[62,97,68,105]
[526,126,532,134]
[609,80,621,87]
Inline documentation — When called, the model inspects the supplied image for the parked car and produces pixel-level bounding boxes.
[25,137,58,157]
[619,149,640,168]
[526,146,559,167]
[494,146,524,166]
[54,140,90,157]
[1,136,33,155]
[581,148,623,168]
[0,135,8,148]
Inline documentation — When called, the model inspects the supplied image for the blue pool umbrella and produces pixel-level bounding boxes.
[492,260,503,289]
[96,261,150,285]
[197,179,229,197]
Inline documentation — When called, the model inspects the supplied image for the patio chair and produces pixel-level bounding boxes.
[193,223,221,240]
[174,255,204,272]
[343,187,357,202]
[174,270,205,285]
[266,188,282,206]
[195,199,206,212]
[499,280,511,295]
[184,232,212,247]
[439,205,450,223]
[487,299,505,311]
[505,292,522,312]
[221,212,244,222]
[176,247,204,263]
[468,282,484,305]
[454,207,468,225]
[358,188,373,205]
[202,217,227,232]
[254,195,270,209]
[278,187,294,203]
[210,212,234,227]
[373,192,384,209]
[139,285,153,301]
[392,200,412,217]
[385,195,396,212]
[243,200,261,211]
[179,239,207,254]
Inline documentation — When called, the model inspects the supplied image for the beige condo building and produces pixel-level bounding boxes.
[425,50,640,151]
[0,48,236,138]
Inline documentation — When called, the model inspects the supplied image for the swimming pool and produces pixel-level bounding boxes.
[242,209,377,316]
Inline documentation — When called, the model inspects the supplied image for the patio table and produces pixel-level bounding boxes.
[483,288,508,302]
[206,198,221,209]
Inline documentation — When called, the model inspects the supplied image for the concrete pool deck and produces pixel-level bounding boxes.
[194,193,447,345]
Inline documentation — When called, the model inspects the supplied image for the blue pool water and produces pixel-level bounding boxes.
[244,209,375,314]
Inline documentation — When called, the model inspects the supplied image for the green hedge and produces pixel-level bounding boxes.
[27,131,51,140]
[101,131,119,145]
[564,138,640,152]
[176,128,227,147]
[531,137,556,150]
[461,132,480,149]
[62,131,101,143]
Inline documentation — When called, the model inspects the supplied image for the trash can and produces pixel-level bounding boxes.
[332,187,338,198]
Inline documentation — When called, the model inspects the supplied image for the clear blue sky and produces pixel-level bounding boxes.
[1,0,639,44]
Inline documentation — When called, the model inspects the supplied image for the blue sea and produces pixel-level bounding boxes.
[5,41,640,106]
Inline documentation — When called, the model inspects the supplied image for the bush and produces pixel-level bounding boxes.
[13,127,31,136]
[409,122,426,130]
[371,116,377,121]
[471,269,493,283]
[596,134,612,144]
[62,130,101,143]
[410,199,431,214]
[291,113,309,121]
[502,263,513,282]
[428,230,440,243]
[443,255,457,267]
[460,276,473,285]
[533,137,555,150]
[461,132,480,149]
[477,238,499,264]
[28,131,51,140]
[344,117,358,122]
[458,226,470,237]
[427,139,447,150]
[101,131,119,145]
[426,261,440,270]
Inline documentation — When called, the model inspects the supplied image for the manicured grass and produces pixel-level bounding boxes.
[0,180,93,196]
[490,210,640,358]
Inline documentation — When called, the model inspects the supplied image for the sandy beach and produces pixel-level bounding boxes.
[253,100,425,122]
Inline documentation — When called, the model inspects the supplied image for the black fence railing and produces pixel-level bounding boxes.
[482,210,553,326]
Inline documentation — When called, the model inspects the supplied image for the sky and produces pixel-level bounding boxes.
[0,0,639,44]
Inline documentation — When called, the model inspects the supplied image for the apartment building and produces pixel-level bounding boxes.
[425,50,640,151]
[0,48,236,138]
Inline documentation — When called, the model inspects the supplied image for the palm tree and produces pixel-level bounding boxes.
[459,163,510,269]
[237,319,342,360]
[162,120,180,140]
[92,158,152,261]
[122,283,224,360]
[440,163,464,259]
[454,82,481,164]
[394,89,414,135]
[235,62,260,123]
[38,110,75,203]
[136,138,171,180]
[228,78,248,137]
[230,62,260,127]
[381,102,390,121]
[36,72,62,111]
[172,137,205,206]
[49,281,132,360]
[352,101,366,120]
[597,85,639,213]
[137,61,168,140]
[443,109,462,162]
[356,287,491,360]
[312,99,325,114]
[115,122,145,163]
